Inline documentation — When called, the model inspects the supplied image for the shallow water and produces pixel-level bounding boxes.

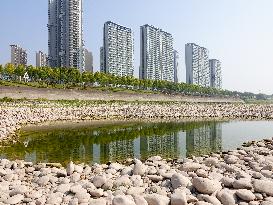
[1,120,273,165]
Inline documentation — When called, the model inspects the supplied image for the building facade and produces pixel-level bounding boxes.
[100,47,105,72]
[84,49,93,72]
[209,59,222,89]
[140,25,174,82]
[36,51,48,67]
[185,43,210,87]
[173,50,179,83]
[48,0,85,71]
[101,21,134,77]
[10,45,27,66]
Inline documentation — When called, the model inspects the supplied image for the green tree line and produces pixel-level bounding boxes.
[0,63,269,100]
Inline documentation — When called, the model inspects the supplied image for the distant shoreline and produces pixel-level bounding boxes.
[0,85,242,103]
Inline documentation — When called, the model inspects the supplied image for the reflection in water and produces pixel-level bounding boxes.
[186,123,222,156]
[0,121,223,164]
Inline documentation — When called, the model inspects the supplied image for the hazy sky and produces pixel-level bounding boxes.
[1,0,273,94]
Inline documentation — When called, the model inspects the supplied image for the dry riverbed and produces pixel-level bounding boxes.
[1,100,273,204]
[0,139,273,205]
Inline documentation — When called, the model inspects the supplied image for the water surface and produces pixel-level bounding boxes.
[1,120,273,165]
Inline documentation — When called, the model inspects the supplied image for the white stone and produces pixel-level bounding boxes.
[192,177,222,194]
[112,195,136,205]
[171,173,191,189]
[144,194,170,205]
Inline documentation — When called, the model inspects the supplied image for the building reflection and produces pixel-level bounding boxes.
[186,123,222,157]
[0,121,223,164]
[140,133,179,160]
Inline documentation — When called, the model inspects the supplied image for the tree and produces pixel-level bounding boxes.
[4,63,15,80]
[14,65,26,81]
[0,65,3,79]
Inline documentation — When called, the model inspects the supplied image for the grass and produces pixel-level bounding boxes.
[244,98,273,104]
[0,80,159,95]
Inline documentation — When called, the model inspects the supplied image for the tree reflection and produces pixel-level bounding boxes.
[0,121,222,164]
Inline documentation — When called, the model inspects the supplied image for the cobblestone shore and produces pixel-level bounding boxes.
[1,101,273,204]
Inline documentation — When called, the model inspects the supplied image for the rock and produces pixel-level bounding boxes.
[145,194,170,205]
[221,177,234,188]
[198,195,221,205]
[46,193,63,205]
[57,169,67,177]
[196,169,208,178]
[75,191,90,203]
[9,185,28,196]
[74,165,83,173]
[225,155,239,164]
[109,163,123,171]
[114,175,132,187]
[67,161,74,176]
[70,185,86,194]
[196,202,213,205]
[93,175,107,188]
[204,157,219,166]
[121,167,133,176]
[56,183,72,193]
[217,189,237,205]
[133,159,146,176]
[133,195,148,205]
[5,194,24,205]
[192,177,222,194]
[102,179,114,190]
[233,178,252,190]
[0,168,7,176]
[261,202,273,205]
[89,198,107,205]
[171,173,191,189]
[179,162,201,172]
[127,187,145,195]
[89,188,104,197]
[35,195,46,205]
[37,176,49,186]
[112,195,136,205]
[148,175,163,182]
[26,190,43,199]
[68,198,78,205]
[170,191,187,205]
[253,180,273,196]
[236,189,255,201]
[70,172,81,182]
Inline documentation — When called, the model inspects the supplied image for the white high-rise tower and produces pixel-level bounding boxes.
[140,25,174,82]
[101,21,134,77]
[185,43,210,87]
[48,0,85,71]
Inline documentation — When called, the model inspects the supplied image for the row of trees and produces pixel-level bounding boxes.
[0,63,269,100]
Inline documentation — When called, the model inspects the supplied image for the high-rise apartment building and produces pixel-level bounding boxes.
[209,59,222,89]
[10,45,27,66]
[140,25,174,82]
[48,0,85,71]
[100,47,105,72]
[173,50,179,83]
[84,49,93,72]
[36,51,48,67]
[101,21,134,77]
[185,43,210,87]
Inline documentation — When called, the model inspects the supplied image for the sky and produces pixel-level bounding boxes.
[1,0,273,94]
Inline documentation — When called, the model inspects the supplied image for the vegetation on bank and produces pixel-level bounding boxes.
[0,63,271,101]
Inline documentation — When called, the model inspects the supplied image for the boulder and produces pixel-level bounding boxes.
[192,177,222,194]
[236,189,255,201]
[171,173,191,189]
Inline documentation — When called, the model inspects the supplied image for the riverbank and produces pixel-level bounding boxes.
[0,138,273,204]
[0,85,243,103]
[1,100,273,142]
